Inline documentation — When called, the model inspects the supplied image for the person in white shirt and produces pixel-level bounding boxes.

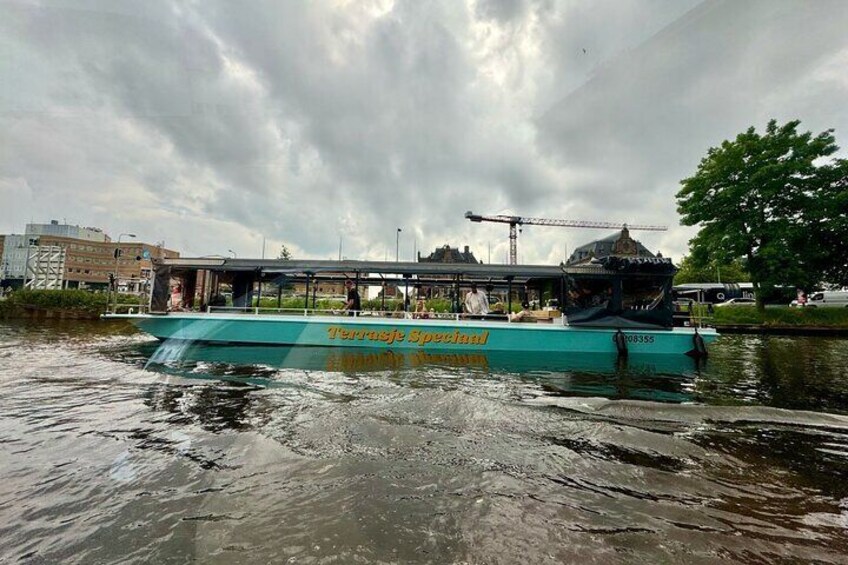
[464,282,489,315]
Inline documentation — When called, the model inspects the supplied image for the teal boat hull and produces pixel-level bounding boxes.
[107,313,717,356]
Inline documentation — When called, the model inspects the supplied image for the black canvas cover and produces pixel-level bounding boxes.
[597,256,676,274]
[564,305,673,329]
[150,265,171,313]
[565,258,675,329]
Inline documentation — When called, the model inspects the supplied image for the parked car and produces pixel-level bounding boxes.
[804,291,848,308]
[714,297,756,307]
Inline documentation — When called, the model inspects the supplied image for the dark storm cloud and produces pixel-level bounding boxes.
[537,0,848,226]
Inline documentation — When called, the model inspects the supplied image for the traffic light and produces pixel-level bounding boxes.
[113,249,122,259]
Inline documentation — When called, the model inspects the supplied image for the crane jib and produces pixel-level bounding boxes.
[464,210,668,265]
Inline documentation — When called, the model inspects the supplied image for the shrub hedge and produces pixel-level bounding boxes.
[0,289,142,316]
[711,305,848,327]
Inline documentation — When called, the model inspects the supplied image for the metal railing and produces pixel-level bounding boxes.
[108,302,709,328]
[199,306,518,322]
[109,303,150,315]
[672,307,713,328]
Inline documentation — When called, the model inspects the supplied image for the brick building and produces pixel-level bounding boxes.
[0,221,178,291]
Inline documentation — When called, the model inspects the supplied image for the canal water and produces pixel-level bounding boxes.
[1,320,848,563]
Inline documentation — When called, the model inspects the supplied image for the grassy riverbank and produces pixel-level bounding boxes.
[0,290,143,319]
[712,305,848,328]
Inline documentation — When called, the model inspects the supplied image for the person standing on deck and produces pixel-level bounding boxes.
[464,282,489,315]
[343,279,361,316]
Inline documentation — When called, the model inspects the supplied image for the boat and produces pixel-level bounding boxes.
[104,254,717,357]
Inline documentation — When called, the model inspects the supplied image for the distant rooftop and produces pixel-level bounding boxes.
[26,221,110,242]
[566,227,656,266]
[418,244,480,264]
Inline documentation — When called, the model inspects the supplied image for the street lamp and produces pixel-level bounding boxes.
[113,233,136,310]
[396,228,402,262]
[228,249,237,258]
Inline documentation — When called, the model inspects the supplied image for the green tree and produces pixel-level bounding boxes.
[277,245,292,260]
[801,160,848,287]
[673,255,749,285]
[677,119,848,310]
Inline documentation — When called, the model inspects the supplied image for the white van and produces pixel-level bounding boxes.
[806,291,848,308]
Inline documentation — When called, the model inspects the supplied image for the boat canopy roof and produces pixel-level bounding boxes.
[154,256,675,279]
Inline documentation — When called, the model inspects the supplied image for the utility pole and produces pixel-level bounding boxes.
[338,235,342,261]
[396,228,402,262]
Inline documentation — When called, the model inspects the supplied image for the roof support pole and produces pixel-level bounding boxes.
[255,269,262,306]
[507,276,513,315]
[304,273,311,311]
[560,275,566,312]
[404,276,409,313]
[380,277,386,313]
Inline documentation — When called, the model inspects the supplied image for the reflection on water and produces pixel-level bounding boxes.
[133,340,704,404]
[2,320,848,563]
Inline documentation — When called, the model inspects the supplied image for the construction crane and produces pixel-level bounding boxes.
[465,211,667,265]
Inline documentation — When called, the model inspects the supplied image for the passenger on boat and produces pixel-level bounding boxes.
[343,280,361,316]
[413,297,429,319]
[464,282,489,316]
[169,284,183,311]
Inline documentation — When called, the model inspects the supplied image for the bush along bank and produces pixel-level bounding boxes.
[711,305,848,334]
[0,290,143,320]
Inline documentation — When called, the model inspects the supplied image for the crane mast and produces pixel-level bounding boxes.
[464,211,667,265]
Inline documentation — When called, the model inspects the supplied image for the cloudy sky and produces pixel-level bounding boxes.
[2,0,847,264]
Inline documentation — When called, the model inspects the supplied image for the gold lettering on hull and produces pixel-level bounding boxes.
[326,326,489,347]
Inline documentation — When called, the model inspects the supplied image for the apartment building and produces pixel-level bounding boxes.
[1,221,179,291]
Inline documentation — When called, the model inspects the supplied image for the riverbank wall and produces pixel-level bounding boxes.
[715,324,848,336]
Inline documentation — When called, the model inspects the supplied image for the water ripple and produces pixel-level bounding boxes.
[2,321,848,563]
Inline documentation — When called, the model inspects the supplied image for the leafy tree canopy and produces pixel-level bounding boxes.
[673,255,749,285]
[677,119,848,307]
[278,245,292,260]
